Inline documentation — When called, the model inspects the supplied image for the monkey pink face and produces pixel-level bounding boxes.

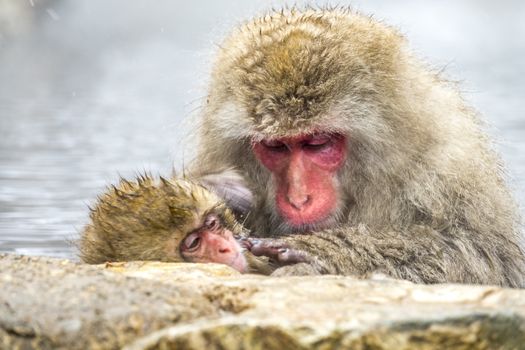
[180,213,248,272]
[252,133,346,228]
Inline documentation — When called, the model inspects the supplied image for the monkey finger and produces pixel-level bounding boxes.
[276,248,311,265]
[248,239,289,260]
[237,237,252,250]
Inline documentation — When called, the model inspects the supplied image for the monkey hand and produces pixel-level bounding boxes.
[247,238,312,266]
[245,237,336,276]
[236,236,251,250]
[249,235,337,276]
[248,238,333,276]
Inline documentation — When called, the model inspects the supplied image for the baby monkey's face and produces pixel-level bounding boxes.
[178,211,248,273]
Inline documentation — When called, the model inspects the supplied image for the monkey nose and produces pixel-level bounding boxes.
[218,247,231,254]
[287,194,310,210]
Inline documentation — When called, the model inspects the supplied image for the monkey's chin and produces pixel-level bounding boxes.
[228,253,248,273]
[278,215,339,234]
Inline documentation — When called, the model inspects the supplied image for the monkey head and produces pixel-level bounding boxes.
[80,176,248,272]
[198,9,410,233]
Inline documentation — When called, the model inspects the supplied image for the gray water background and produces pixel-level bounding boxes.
[1,0,524,259]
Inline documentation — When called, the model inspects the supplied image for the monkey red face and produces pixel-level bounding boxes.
[179,213,248,272]
[252,133,346,227]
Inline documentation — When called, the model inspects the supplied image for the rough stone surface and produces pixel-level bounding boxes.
[1,253,524,350]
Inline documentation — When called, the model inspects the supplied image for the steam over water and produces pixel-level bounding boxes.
[1,0,524,259]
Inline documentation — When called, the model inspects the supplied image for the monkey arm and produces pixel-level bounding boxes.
[249,225,525,287]
[198,169,254,218]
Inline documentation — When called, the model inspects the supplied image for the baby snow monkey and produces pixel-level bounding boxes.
[79,175,274,275]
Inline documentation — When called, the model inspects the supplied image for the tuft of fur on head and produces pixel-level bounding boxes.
[192,6,522,245]
[204,6,402,140]
[79,174,238,264]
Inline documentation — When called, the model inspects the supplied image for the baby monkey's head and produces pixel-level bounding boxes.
[79,175,249,272]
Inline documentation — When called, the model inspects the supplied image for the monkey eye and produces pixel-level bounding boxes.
[204,214,220,230]
[261,139,288,152]
[302,135,331,151]
[183,233,201,252]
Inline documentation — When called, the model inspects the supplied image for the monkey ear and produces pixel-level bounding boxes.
[199,169,254,218]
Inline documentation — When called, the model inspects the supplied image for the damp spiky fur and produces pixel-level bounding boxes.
[190,7,525,287]
[79,175,236,264]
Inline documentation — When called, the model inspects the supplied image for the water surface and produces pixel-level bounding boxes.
[1,0,524,259]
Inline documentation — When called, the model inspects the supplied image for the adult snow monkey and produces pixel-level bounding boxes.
[190,7,525,287]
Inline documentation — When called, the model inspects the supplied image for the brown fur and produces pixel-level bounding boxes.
[190,7,525,287]
[79,175,273,274]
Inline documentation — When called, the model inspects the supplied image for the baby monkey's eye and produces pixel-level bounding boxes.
[183,233,201,252]
[204,213,220,230]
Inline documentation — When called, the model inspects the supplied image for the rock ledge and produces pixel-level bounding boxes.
[1,253,524,349]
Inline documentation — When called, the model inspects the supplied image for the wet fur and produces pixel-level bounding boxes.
[191,7,525,287]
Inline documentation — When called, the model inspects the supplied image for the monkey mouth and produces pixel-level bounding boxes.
[278,206,333,229]
[229,252,248,273]
[275,199,345,234]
